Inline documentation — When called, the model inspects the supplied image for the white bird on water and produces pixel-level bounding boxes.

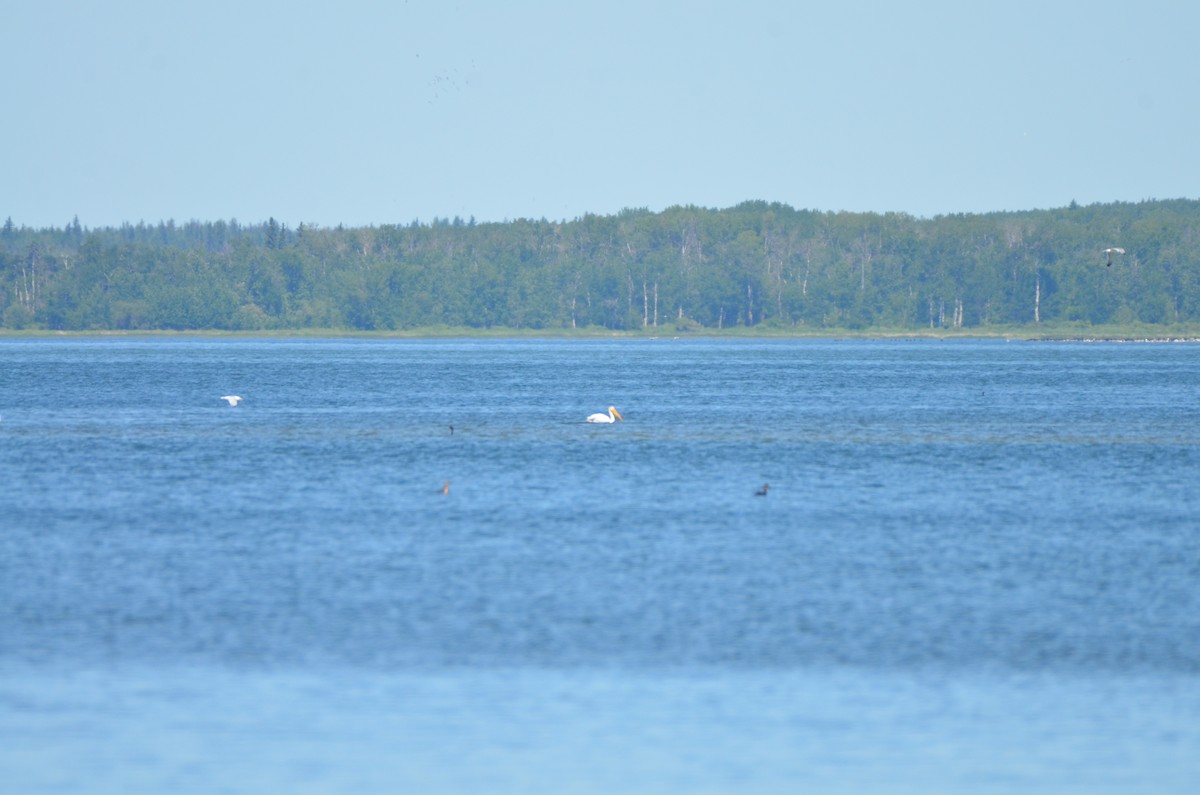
[586,406,623,423]
[220,395,243,406]
[1104,247,1126,266]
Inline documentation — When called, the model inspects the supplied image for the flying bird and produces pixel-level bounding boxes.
[586,406,624,423]
[1104,247,1126,266]
[220,395,243,406]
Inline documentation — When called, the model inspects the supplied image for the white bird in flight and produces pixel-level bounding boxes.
[1104,247,1126,266]
[586,405,623,423]
[220,395,243,406]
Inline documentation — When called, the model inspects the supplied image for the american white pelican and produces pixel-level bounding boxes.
[220,395,243,406]
[586,406,623,423]
[755,484,770,497]
[1104,247,1126,266]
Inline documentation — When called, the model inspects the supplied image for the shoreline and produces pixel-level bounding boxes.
[4,326,1200,342]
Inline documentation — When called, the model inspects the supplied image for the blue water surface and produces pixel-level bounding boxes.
[1,337,1198,793]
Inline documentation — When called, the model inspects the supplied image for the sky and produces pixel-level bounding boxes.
[3,0,1198,230]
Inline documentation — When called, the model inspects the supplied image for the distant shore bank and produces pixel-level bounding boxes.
[5,325,1200,342]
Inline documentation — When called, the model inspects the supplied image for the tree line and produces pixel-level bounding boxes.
[3,198,1199,332]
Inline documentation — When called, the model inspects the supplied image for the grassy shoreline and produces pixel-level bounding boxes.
[5,322,1200,341]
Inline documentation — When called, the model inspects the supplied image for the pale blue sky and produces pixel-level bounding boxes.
[3,0,1197,229]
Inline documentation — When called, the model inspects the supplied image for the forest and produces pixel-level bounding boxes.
[3,198,1200,334]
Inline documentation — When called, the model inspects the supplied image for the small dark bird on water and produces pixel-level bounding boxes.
[755,484,770,496]
[449,425,454,435]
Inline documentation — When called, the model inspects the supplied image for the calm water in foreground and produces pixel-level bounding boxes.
[1,337,1198,794]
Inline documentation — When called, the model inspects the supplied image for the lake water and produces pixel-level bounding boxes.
[1,337,1197,793]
